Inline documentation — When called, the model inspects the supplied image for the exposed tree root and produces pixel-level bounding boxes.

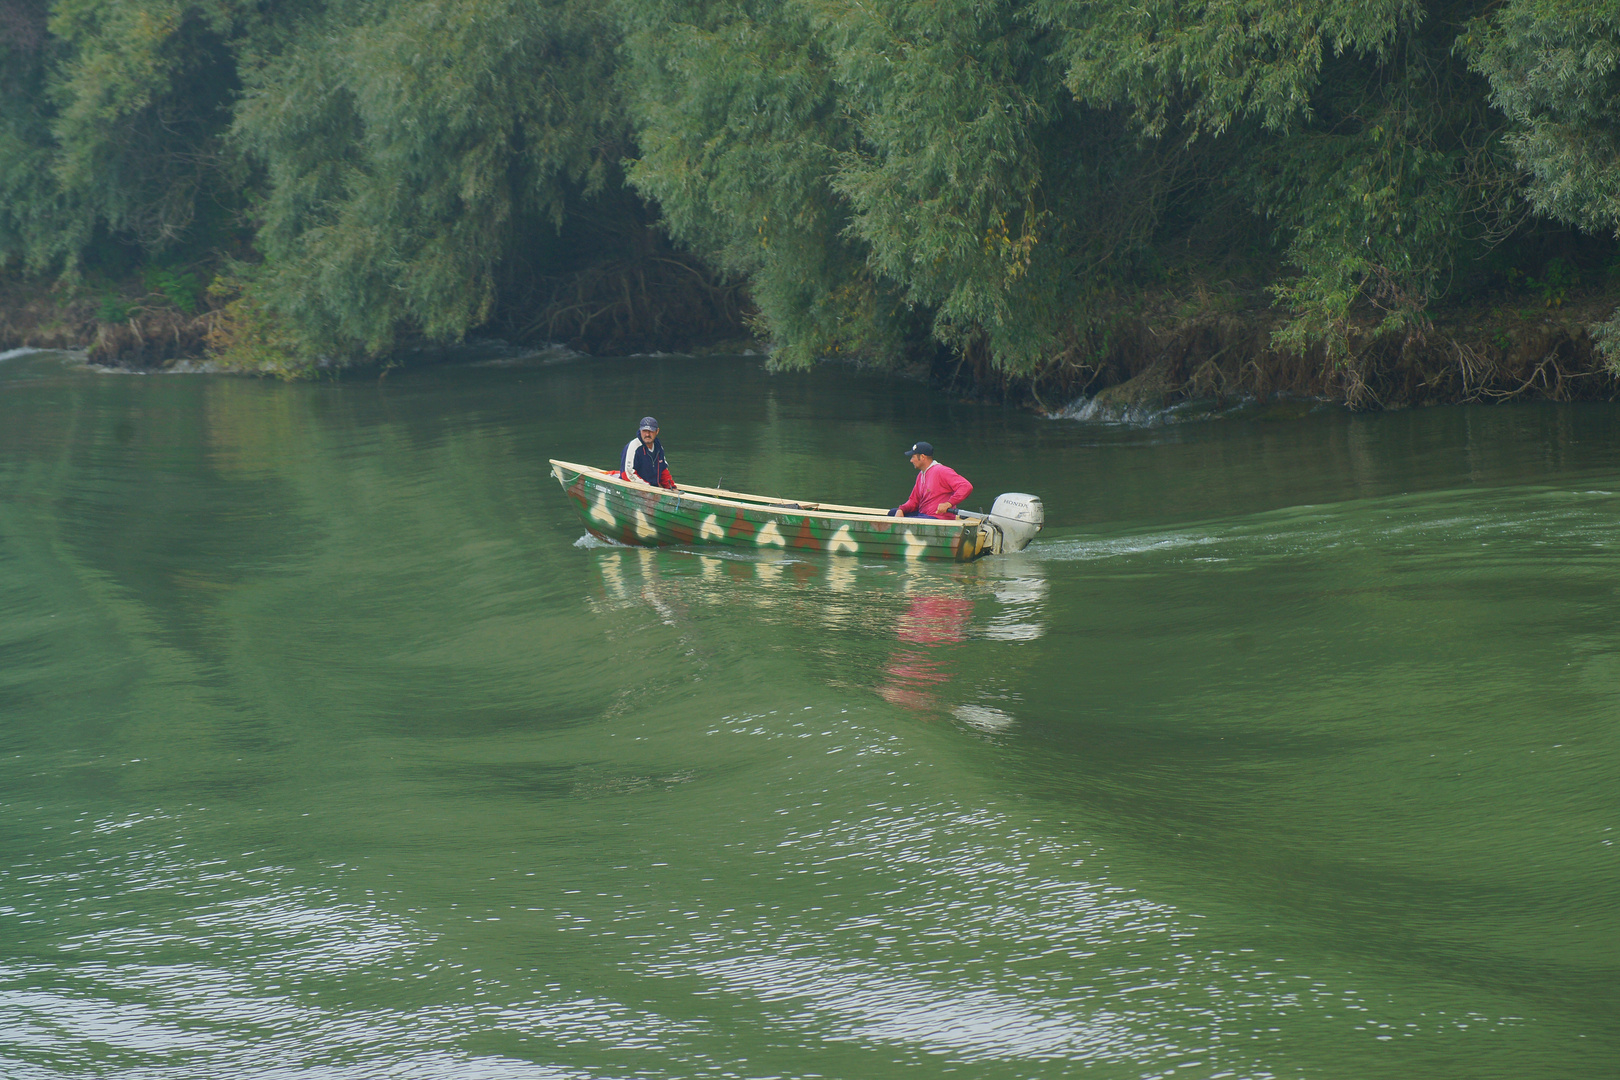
[492,221,750,355]
[499,253,747,355]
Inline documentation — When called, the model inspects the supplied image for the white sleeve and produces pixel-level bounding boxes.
[622,439,643,482]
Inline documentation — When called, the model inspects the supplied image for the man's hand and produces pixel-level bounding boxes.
[935,502,953,515]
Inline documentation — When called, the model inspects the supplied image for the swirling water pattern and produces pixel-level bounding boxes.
[0,351,1614,1078]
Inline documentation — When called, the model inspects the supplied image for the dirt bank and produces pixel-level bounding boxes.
[0,279,212,367]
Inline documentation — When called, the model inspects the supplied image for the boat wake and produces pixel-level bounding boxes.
[1029,483,1620,567]
[573,532,629,549]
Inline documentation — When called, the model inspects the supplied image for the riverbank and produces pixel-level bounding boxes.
[5,274,1617,411]
[0,278,211,368]
[921,289,1618,414]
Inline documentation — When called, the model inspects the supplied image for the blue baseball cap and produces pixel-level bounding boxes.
[904,441,934,457]
[639,416,659,431]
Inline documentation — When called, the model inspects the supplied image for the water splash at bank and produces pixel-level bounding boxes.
[1050,393,1336,426]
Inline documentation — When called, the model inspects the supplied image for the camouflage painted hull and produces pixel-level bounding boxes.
[550,460,992,561]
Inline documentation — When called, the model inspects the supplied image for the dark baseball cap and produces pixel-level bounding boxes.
[904,441,934,457]
[639,416,659,431]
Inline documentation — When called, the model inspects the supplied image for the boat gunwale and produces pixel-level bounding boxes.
[549,459,985,529]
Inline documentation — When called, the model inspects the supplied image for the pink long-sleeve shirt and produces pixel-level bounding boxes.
[899,461,973,518]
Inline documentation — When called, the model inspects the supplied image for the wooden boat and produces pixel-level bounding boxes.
[549,459,1043,562]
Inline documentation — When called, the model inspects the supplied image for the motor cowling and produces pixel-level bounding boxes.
[987,493,1044,553]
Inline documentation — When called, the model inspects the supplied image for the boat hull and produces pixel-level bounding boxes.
[550,460,990,561]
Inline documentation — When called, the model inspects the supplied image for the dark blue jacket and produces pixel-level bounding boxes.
[621,436,673,487]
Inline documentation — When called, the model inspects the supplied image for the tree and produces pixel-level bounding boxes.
[622,0,909,369]
[0,0,254,274]
[625,0,1205,375]
[1472,0,1620,359]
[231,0,627,364]
[1041,0,1515,358]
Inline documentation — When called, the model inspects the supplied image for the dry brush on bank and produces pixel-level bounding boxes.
[0,279,212,366]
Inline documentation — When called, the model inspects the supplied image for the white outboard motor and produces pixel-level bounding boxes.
[986,493,1044,554]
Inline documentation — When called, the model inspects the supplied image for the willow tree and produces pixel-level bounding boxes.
[1473,0,1620,360]
[1045,0,1526,357]
[228,0,627,365]
[4,0,1614,379]
[620,0,905,369]
[0,0,255,273]
[5,0,702,369]
[626,0,1581,374]
[623,0,1210,375]
[0,0,62,271]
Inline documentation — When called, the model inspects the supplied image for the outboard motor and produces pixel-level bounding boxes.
[986,493,1044,554]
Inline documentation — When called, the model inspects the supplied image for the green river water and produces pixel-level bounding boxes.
[0,349,1615,1079]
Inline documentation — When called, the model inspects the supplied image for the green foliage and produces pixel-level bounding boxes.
[1259,67,1500,356]
[1047,0,1515,358]
[625,0,1565,374]
[1038,0,1420,138]
[1471,0,1620,363]
[204,268,313,377]
[144,264,201,312]
[1471,0,1620,235]
[812,0,1067,369]
[1527,257,1578,306]
[623,0,1208,374]
[233,0,627,361]
[622,0,904,369]
[96,291,131,323]
[2,0,257,271]
[3,0,1618,379]
[0,0,79,272]
[47,0,236,246]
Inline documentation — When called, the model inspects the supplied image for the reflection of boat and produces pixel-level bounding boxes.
[550,459,1043,562]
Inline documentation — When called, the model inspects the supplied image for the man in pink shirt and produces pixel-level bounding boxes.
[889,441,973,519]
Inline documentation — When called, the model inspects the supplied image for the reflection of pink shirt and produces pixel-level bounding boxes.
[897,596,973,644]
[899,462,972,518]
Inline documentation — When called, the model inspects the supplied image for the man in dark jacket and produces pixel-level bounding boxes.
[621,416,676,488]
